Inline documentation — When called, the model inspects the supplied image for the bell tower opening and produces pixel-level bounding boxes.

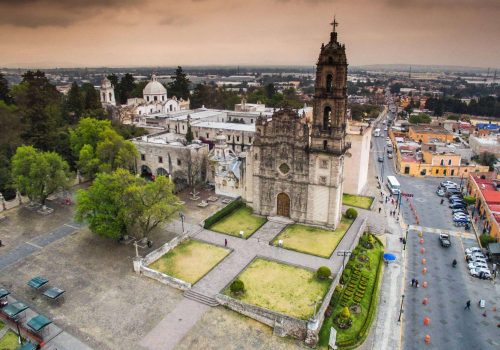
[326,74,333,92]
[323,106,332,130]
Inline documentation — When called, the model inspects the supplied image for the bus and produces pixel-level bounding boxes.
[373,128,381,137]
[387,175,401,195]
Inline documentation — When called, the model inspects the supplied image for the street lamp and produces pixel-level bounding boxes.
[15,318,23,345]
[403,228,409,250]
[179,212,185,233]
[337,250,352,271]
[0,192,5,211]
[398,294,405,322]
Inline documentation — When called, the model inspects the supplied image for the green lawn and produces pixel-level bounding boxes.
[318,237,383,348]
[342,194,374,210]
[224,258,331,320]
[0,330,21,350]
[149,239,230,284]
[209,206,267,238]
[271,217,353,258]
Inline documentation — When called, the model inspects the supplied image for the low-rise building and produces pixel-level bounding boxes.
[408,125,454,144]
[467,173,500,240]
[469,134,500,157]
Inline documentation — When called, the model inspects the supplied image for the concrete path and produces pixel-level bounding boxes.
[0,221,82,271]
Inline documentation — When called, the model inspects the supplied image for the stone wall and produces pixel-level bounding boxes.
[215,294,308,340]
[305,217,367,346]
[135,233,192,291]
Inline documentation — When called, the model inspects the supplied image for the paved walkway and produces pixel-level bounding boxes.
[142,214,365,350]
[0,220,82,271]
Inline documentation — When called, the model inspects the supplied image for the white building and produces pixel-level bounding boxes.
[100,77,116,106]
[344,120,372,195]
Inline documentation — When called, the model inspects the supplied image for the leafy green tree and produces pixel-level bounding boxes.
[265,83,276,99]
[463,196,476,205]
[447,114,460,121]
[64,82,84,124]
[123,176,182,239]
[168,66,190,100]
[70,118,112,156]
[409,113,431,124]
[131,81,148,98]
[75,169,137,239]
[94,128,138,174]
[118,73,136,104]
[11,70,62,151]
[11,145,70,205]
[185,123,194,143]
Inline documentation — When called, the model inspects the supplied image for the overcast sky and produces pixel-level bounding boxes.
[0,0,499,68]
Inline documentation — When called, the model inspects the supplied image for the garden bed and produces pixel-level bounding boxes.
[223,258,331,320]
[148,239,230,284]
[342,194,374,210]
[208,205,267,239]
[271,217,353,258]
[0,330,21,350]
[318,234,384,349]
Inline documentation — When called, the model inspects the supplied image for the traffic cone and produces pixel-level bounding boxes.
[422,297,428,305]
[422,267,427,275]
[423,281,428,288]
[419,238,424,244]
[423,317,430,326]
[422,258,426,265]
[420,247,426,254]
[425,335,431,344]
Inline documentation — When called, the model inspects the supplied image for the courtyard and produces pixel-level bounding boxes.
[342,194,374,210]
[207,205,267,239]
[149,239,230,284]
[223,258,331,320]
[271,217,353,258]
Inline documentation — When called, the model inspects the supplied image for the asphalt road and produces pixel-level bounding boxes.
[372,112,500,350]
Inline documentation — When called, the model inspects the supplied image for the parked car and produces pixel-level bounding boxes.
[465,247,482,255]
[450,203,467,209]
[441,181,457,188]
[446,190,462,198]
[436,188,446,197]
[378,155,384,162]
[468,261,488,270]
[386,137,390,142]
[453,216,470,223]
[387,153,393,159]
[452,208,467,214]
[470,268,492,279]
[468,252,487,261]
[453,213,470,220]
[449,194,463,200]
[439,233,451,247]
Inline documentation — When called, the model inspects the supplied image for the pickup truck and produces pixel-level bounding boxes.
[439,233,451,247]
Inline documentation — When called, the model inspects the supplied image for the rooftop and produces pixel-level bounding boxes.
[409,125,452,135]
[194,121,256,132]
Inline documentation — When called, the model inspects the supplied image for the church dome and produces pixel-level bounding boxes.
[143,74,167,96]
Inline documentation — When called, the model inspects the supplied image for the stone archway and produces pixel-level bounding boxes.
[156,168,168,176]
[276,193,291,217]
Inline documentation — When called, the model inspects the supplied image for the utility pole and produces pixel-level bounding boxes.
[398,294,405,322]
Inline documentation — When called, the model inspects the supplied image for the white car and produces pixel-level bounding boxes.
[465,247,482,255]
[470,268,492,279]
[441,181,457,188]
[469,256,487,265]
[468,261,488,270]
[386,137,390,142]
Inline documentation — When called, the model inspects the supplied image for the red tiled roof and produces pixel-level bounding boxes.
[483,190,500,205]
[490,205,500,213]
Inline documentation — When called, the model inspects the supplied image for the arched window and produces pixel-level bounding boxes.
[147,96,150,102]
[326,74,333,93]
[108,92,112,100]
[323,140,328,150]
[170,104,173,111]
[162,96,165,101]
[448,159,452,165]
[323,106,332,130]
[154,96,158,101]
[102,92,105,100]
[440,159,444,166]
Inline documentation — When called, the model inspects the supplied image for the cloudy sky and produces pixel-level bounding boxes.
[0,0,499,68]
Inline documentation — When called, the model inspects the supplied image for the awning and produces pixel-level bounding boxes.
[0,288,10,299]
[16,341,38,350]
[43,287,65,300]
[2,301,28,318]
[383,253,397,261]
[27,314,52,332]
[27,277,49,290]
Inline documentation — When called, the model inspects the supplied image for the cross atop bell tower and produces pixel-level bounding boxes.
[330,16,339,43]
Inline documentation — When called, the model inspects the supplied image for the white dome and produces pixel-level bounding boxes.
[143,75,167,96]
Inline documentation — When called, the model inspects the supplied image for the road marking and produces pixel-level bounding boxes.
[64,223,80,230]
[25,241,42,249]
[408,225,475,240]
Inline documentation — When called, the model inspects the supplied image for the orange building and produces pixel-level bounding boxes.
[467,173,500,240]
[408,125,454,144]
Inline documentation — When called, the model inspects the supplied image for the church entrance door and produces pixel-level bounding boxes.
[277,193,291,217]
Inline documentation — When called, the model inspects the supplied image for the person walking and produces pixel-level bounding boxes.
[379,207,382,214]
[415,280,419,288]
[411,278,415,287]
[464,300,471,310]
[224,238,227,247]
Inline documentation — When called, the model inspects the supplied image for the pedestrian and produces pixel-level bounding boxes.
[391,198,395,205]
[464,300,471,310]
[415,280,419,288]
[224,238,227,247]
[379,207,382,213]
[411,278,415,287]
[440,198,444,205]
[380,191,383,197]
[0,240,3,247]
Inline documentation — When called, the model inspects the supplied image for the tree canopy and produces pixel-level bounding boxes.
[11,145,70,205]
[409,113,431,124]
[76,170,181,240]
[168,66,191,100]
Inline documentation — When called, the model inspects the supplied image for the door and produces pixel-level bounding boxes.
[277,193,291,217]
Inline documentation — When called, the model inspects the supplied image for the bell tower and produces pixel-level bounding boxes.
[310,17,349,155]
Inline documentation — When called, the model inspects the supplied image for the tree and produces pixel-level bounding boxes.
[0,72,12,104]
[409,113,431,125]
[131,81,148,98]
[185,123,194,143]
[11,145,70,205]
[265,83,276,99]
[118,73,136,104]
[186,150,207,190]
[230,279,245,295]
[463,196,476,205]
[316,266,331,280]
[475,152,497,171]
[64,82,84,124]
[94,128,138,174]
[447,114,460,121]
[168,66,190,100]
[123,176,182,239]
[75,169,137,239]
[76,170,181,240]
[345,208,358,219]
[70,118,112,156]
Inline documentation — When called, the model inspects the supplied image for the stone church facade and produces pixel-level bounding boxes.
[245,23,350,229]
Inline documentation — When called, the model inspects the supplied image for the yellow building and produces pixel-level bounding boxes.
[408,125,454,144]
[467,173,500,240]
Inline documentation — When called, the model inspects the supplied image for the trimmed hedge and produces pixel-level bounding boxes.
[204,198,243,229]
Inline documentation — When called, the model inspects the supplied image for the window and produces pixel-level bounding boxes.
[154,96,157,101]
[326,74,333,93]
[147,96,150,102]
[320,159,328,169]
[177,159,181,166]
[227,135,231,141]
[141,154,146,161]
[206,133,210,138]
[319,176,327,185]
[323,140,328,150]
[435,169,439,174]
[182,125,185,130]
[440,159,444,166]
[248,136,252,143]
[444,169,447,175]
[237,136,240,142]
[109,92,112,100]
[162,96,165,101]
[251,119,253,123]
[451,169,455,176]
[448,159,452,165]
[170,105,173,111]
[158,156,163,163]
[323,106,332,130]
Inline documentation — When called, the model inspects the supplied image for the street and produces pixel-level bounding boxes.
[372,109,500,349]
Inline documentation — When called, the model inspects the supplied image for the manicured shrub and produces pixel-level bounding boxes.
[230,279,245,295]
[204,199,243,228]
[317,266,332,280]
[341,306,351,319]
[463,195,476,205]
[480,234,496,248]
[345,208,358,219]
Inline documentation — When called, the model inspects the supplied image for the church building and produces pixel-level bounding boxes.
[245,20,350,229]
